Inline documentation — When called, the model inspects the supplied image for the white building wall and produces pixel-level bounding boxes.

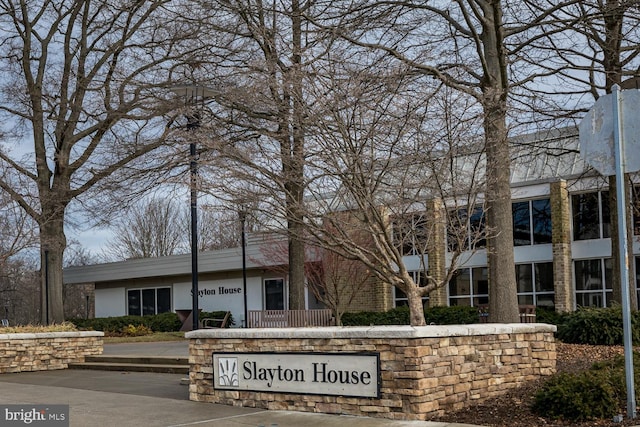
[95,287,126,318]
[173,277,264,327]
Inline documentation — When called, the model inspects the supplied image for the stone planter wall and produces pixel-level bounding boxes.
[0,331,104,373]
[187,324,556,421]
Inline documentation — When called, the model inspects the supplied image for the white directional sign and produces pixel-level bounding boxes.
[579,89,640,175]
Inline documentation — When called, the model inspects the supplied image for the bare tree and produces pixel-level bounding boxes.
[104,198,185,259]
[101,196,243,261]
[0,0,207,322]
[298,63,488,326]
[523,0,640,309]
[185,0,332,310]
[310,1,591,322]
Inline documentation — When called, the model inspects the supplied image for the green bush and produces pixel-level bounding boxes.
[556,305,640,345]
[70,311,233,332]
[341,305,480,326]
[533,354,639,421]
[533,371,620,421]
[341,306,410,326]
[534,307,567,326]
[424,305,479,325]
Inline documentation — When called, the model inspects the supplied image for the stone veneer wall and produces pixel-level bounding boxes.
[0,331,104,373]
[187,324,556,421]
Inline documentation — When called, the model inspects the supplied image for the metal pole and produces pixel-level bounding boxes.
[190,141,199,331]
[44,249,49,325]
[241,211,248,327]
[612,84,636,419]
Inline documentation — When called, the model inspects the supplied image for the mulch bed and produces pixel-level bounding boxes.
[436,343,640,427]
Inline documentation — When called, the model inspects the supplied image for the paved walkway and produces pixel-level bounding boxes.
[0,341,483,427]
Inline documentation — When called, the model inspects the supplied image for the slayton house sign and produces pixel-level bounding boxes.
[212,352,380,398]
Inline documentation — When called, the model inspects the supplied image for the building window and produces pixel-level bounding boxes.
[447,205,485,252]
[127,287,171,316]
[512,198,552,246]
[574,258,613,307]
[572,191,610,241]
[392,214,428,256]
[264,278,285,310]
[515,262,555,308]
[448,267,488,306]
[394,271,429,307]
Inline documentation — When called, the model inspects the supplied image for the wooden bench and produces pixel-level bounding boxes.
[248,309,335,328]
[201,311,231,329]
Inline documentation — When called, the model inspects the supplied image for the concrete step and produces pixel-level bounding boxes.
[85,355,188,365]
[68,356,189,374]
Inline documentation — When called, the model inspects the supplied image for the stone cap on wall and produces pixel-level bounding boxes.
[0,331,105,340]
[185,323,557,339]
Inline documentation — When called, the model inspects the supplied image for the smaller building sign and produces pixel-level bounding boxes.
[212,352,380,398]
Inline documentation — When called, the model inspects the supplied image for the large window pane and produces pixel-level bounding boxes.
[576,292,603,308]
[265,279,285,310]
[601,191,610,238]
[516,264,533,293]
[572,193,600,240]
[532,198,552,244]
[127,290,140,316]
[512,201,531,246]
[449,269,470,297]
[142,288,155,316]
[535,262,555,292]
[469,207,486,249]
[157,288,171,313]
[575,259,602,291]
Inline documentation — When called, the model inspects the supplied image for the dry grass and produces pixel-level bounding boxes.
[103,331,186,343]
[0,322,78,334]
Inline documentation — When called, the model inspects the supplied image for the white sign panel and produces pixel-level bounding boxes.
[579,89,640,175]
[213,352,380,398]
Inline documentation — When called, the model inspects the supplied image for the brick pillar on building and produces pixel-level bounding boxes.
[426,198,448,307]
[323,208,393,313]
[551,180,574,312]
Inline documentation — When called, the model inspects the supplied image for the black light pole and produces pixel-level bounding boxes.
[190,140,199,330]
[171,84,216,330]
[240,210,248,327]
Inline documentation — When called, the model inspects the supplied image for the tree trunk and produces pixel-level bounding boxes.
[286,0,306,311]
[406,283,426,326]
[40,217,67,325]
[482,1,520,323]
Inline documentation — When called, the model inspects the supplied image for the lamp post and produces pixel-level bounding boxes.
[170,84,216,331]
[240,208,248,327]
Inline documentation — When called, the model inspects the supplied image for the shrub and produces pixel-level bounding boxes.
[341,305,479,326]
[533,353,639,422]
[69,311,234,332]
[341,307,410,326]
[556,305,640,345]
[115,324,154,337]
[424,306,479,325]
[534,307,567,326]
[533,371,620,421]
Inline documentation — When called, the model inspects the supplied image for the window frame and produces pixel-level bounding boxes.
[515,262,555,308]
[572,191,610,241]
[127,286,172,316]
[574,258,613,308]
[264,278,286,310]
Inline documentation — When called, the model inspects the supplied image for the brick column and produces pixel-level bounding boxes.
[550,180,573,312]
[426,198,448,307]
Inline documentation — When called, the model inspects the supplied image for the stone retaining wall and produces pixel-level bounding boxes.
[0,331,104,373]
[186,324,556,421]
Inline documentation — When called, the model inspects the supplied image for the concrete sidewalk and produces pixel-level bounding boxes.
[0,341,484,427]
